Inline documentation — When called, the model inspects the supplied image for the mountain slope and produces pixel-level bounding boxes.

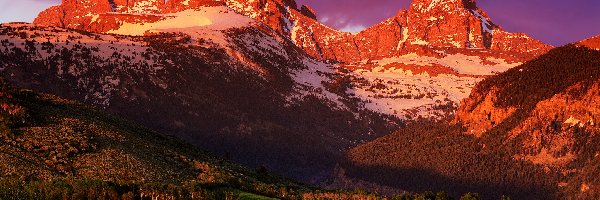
[0,78,309,199]
[340,39,600,199]
[1,10,401,185]
[29,0,552,121]
[280,0,551,120]
[453,41,600,198]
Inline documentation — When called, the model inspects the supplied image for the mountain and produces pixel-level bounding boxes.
[340,39,600,199]
[225,0,552,120]
[29,0,552,121]
[3,0,554,189]
[1,9,401,185]
[287,0,550,63]
[0,78,310,199]
[453,39,600,198]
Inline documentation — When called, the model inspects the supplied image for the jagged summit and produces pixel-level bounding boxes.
[283,0,550,63]
[410,0,478,12]
[406,0,498,49]
[34,0,550,63]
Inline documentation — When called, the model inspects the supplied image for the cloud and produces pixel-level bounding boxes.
[296,0,410,32]
[339,24,366,33]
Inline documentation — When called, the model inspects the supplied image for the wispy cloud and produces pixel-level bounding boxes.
[339,24,366,33]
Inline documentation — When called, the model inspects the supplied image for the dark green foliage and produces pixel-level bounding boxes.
[459,192,481,200]
[390,191,453,200]
[476,45,600,109]
[343,122,557,199]
[435,192,453,200]
[0,178,268,200]
[0,80,311,199]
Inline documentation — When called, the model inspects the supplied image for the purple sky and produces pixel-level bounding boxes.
[1,0,599,46]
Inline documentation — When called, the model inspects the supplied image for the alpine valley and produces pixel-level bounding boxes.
[0,0,598,199]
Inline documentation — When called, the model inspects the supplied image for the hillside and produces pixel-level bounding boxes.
[340,42,600,199]
[0,18,401,185]
[0,78,486,200]
[0,78,312,199]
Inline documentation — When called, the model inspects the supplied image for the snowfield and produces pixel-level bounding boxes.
[377,53,521,76]
[108,6,254,36]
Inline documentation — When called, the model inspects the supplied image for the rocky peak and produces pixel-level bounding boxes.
[405,0,499,49]
[33,0,551,64]
[410,0,463,13]
[286,0,549,63]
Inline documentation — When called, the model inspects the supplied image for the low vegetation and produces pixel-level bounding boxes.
[0,78,315,199]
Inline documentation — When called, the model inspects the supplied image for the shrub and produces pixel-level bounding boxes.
[460,192,481,200]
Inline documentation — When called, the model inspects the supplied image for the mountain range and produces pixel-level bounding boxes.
[1,0,599,199]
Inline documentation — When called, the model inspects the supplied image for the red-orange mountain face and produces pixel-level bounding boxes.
[35,0,551,63]
[338,42,600,199]
[32,0,554,121]
[451,41,600,198]
[579,35,600,50]
[289,0,551,63]
[34,0,227,33]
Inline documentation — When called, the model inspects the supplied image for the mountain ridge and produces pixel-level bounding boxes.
[33,0,551,63]
[340,37,600,199]
[29,0,557,121]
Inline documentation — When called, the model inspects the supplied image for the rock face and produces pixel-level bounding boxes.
[286,0,551,63]
[454,44,600,138]
[33,0,227,33]
[453,43,600,198]
[35,0,551,63]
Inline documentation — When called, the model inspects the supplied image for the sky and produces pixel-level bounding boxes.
[1,0,599,46]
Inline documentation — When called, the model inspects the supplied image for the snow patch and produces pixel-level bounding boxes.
[411,38,429,46]
[564,116,584,128]
[471,9,493,33]
[377,53,520,76]
[108,7,253,36]
[396,27,409,50]
[288,58,348,110]
[347,66,479,119]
